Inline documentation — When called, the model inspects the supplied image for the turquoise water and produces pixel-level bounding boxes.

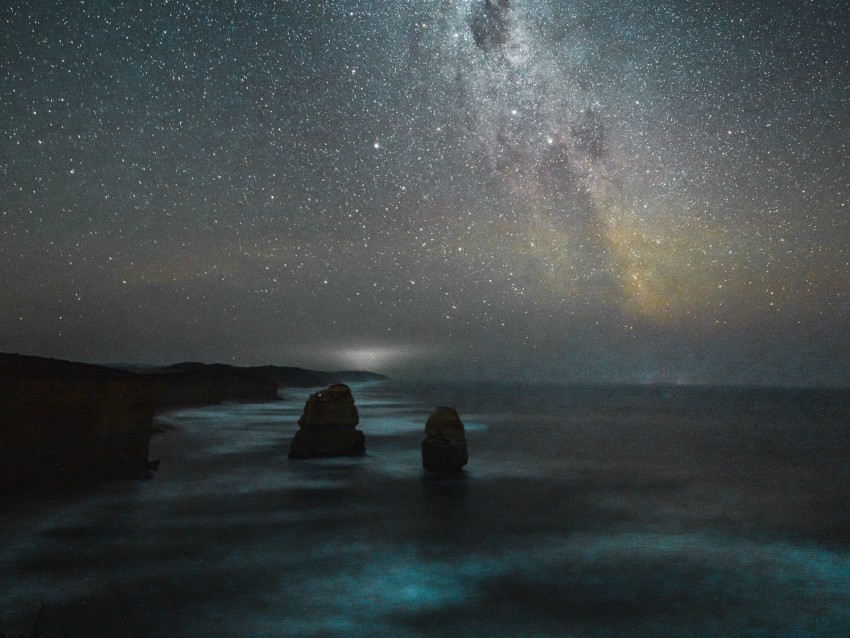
[1,382,849,636]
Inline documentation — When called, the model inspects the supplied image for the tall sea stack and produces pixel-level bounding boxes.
[421,406,468,471]
[288,384,366,458]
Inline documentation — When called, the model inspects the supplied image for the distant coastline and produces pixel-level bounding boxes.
[0,352,386,493]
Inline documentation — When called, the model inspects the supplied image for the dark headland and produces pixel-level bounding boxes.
[0,352,386,493]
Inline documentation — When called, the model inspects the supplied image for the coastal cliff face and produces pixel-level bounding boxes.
[0,354,157,490]
[0,353,386,492]
[131,363,387,404]
[143,363,281,406]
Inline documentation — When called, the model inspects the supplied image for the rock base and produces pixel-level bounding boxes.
[421,437,468,471]
[288,427,365,459]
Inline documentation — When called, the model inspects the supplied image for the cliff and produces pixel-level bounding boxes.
[0,353,158,491]
[130,363,388,404]
[246,365,387,388]
[0,353,386,492]
[141,362,281,406]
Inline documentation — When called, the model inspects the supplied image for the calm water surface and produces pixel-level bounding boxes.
[2,382,849,637]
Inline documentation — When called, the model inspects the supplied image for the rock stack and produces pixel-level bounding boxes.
[288,384,366,458]
[421,406,468,471]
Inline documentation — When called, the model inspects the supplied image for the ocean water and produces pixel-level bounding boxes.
[1,381,849,637]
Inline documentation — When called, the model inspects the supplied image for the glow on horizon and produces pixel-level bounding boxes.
[324,345,428,373]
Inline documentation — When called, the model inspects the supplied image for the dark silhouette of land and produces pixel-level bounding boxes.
[0,352,385,492]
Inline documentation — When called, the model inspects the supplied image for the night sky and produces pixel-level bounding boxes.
[2,0,848,384]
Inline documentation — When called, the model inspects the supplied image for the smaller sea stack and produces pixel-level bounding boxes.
[421,406,468,471]
[288,384,366,458]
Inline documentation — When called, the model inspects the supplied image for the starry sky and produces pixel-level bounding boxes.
[2,0,848,385]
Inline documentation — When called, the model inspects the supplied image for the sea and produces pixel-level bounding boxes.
[1,381,849,637]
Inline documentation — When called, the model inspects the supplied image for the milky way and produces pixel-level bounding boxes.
[1,0,848,383]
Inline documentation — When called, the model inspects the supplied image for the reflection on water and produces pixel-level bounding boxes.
[1,382,849,637]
